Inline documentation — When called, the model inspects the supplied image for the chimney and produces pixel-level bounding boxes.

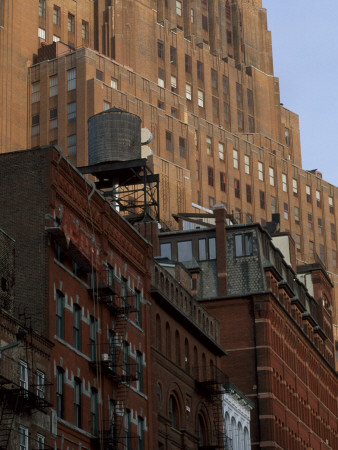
[213,204,227,295]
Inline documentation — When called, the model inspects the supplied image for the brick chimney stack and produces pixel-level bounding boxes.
[213,204,227,295]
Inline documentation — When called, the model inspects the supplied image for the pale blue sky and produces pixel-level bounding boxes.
[262,0,338,186]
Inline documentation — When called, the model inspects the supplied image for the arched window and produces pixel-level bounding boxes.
[231,417,236,449]
[169,394,180,429]
[175,330,181,365]
[156,314,162,351]
[197,414,208,447]
[166,322,171,358]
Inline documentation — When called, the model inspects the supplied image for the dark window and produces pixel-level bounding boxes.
[32,114,40,126]
[73,304,81,350]
[234,233,253,257]
[53,5,61,25]
[68,13,75,32]
[82,20,89,40]
[169,395,179,428]
[138,417,144,450]
[96,70,103,81]
[90,316,97,360]
[308,213,313,230]
[136,351,143,392]
[49,108,57,120]
[158,40,164,59]
[178,241,192,262]
[319,244,325,263]
[90,388,98,436]
[331,223,336,241]
[56,367,64,418]
[220,172,226,192]
[134,290,142,326]
[202,15,208,31]
[170,46,176,65]
[247,89,254,114]
[222,76,228,95]
[306,186,311,203]
[160,243,171,259]
[246,184,251,203]
[227,31,232,44]
[318,218,323,235]
[224,103,230,122]
[234,179,240,198]
[166,131,173,151]
[179,137,186,158]
[236,83,242,104]
[158,100,165,109]
[185,54,191,73]
[208,167,214,186]
[237,110,243,130]
[285,127,290,145]
[197,61,204,81]
[56,291,64,339]
[39,0,46,18]
[199,239,207,261]
[171,107,177,118]
[248,116,255,132]
[211,69,217,89]
[74,378,82,428]
[212,97,219,116]
[284,202,289,220]
[260,190,265,209]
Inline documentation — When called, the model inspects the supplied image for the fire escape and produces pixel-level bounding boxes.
[0,351,52,449]
[193,365,233,450]
[89,268,138,450]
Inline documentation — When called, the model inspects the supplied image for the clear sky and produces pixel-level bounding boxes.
[262,0,338,186]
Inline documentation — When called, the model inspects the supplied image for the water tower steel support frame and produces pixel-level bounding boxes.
[79,158,160,224]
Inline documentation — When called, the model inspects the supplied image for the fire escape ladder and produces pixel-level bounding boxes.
[0,390,19,449]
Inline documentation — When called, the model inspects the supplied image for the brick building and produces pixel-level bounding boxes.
[0,228,53,449]
[157,206,338,449]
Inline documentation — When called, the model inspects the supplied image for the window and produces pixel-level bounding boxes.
[282,173,287,192]
[222,76,228,95]
[169,395,179,428]
[49,108,57,129]
[319,245,325,263]
[284,202,289,220]
[68,13,75,32]
[246,184,252,203]
[246,214,253,223]
[247,89,254,114]
[258,161,264,181]
[269,167,275,186]
[73,304,81,350]
[207,167,214,186]
[53,35,60,42]
[134,290,142,326]
[331,223,336,241]
[308,213,313,230]
[138,417,144,450]
[36,434,45,450]
[166,131,173,151]
[185,54,191,73]
[171,75,177,93]
[197,61,204,81]
[306,185,311,203]
[19,360,28,392]
[244,155,250,174]
[158,100,164,109]
[91,388,98,436]
[39,0,45,18]
[248,116,255,132]
[190,8,194,23]
[36,370,45,399]
[233,149,239,169]
[260,190,265,209]
[111,77,118,89]
[170,46,176,65]
[68,102,76,123]
[178,241,192,262]
[237,110,243,130]
[19,425,29,450]
[179,137,186,158]
[234,179,240,198]
[296,235,301,253]
[90,316,97,360]
[206,136,212,155]
[56,291,64,339]
[68,135,76,157]
[176,0,182,16]
[223,102,230,122]
[74,378,82,428]
[32,82,40,103]
[212,97,219,116]
[211,69,217,89]
[136,351,143,392]
[186,83,192,101]
[234,233,253,257]
[96,70,103,81]
[318,218,323,235]
[196,160,199,180]
[160,243,171,259]
[218,142,224,160]
[329,196,334,213]
[157,40,164,59]
[48,76,58,98]
[309,241,314,259]
[56,367,64,418]
[285,127,290,145]
[202,15,208,31]
[53,5,61,25]
[236,83,242,105]
[158,68,165,87]
[67,68,76,91]
[294,207,299,224]
[209,197,214,209]
[271,196,276,214]
[38,27,45,39]
[199,239,206,261]
[171,107,177,118]
[32,114,40,135]
[220,172,226,192]
[227,30,232,44]
[123,341,130,377]
[292,179,298,196]
[316,190,321,207]
[197,90,204,107]
[209,238,216,259]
